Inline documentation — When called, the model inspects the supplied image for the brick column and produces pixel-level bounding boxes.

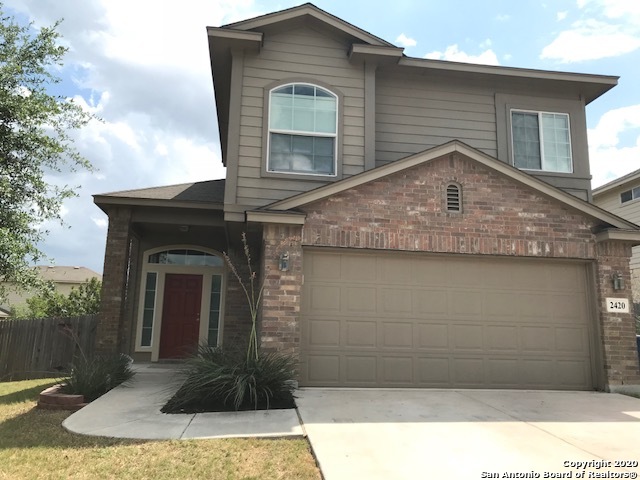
[260,224,303,357]
[96,206,132,355]
[595,240,640,387]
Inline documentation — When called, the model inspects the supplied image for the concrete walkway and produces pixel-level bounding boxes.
[62,363,303,440]
[295,388,640,480]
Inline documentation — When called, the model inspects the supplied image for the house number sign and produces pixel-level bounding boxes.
[605,298,630,313]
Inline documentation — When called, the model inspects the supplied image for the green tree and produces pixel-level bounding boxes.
[0,5,94,301]
[12,277,101,319]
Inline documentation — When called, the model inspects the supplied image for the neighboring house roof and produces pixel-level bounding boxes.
[593,168,640,197]
[36,266,102,284]
[0,305,10,318]
[94,179,225,212]
[250,141,640,236]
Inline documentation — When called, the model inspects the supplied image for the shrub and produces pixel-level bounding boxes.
[162,344,297,413]
[59,354,135,402]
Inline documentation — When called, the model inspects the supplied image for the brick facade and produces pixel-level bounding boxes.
[222,248,256,348]
[301,154,596,259]
[96,206,132,355]
[260,224,303,355]
[255,152,640,388]
[595,241,640,386]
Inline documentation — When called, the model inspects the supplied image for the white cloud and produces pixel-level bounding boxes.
[588,104,640,187]
[495,14,510,21]
[479,38,492,49]
[395,33,417,48]
[91,217,108,229]
[541,19,640,62]
[557,11,568,20]
[424,45,500,66]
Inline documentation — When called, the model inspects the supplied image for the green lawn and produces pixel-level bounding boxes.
[0,379,321,480]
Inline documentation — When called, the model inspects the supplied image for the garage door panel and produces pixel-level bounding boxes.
[342,255,377,282]
[556,360,590,386]
[452,292,483,316]
[308,252,342,280]
[417,324,449,349]
[486,325,519,352]
[381,322,413,348]
[521,359,555,385]
[382,357,414,384]
[548,295,585,321]
[452,324,483,350]
[417,357,451,385]
[547,265,583,292]
[308,285,341,311]
[308,319,341,347]
[381,288,413,314]
[453,358,485,385]
[345,356,377,383]
[346,321,376,347]
[301,250,593,390]
[345,287,377,312]
[517,294,551,317]
[413,290,449,314]
[307,355,340,383]
[487,358,520,386]
[521,326,554,351]
[555,327,588,353]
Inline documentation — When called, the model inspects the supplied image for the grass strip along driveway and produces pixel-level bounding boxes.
[0,379,321,480]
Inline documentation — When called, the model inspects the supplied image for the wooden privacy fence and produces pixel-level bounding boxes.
[0,314,98,381]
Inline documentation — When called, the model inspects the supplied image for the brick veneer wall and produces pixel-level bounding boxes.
[222,248,255,348]
[302,154,596,258]
[96,206,132,355]
[595,241,640,386]
[281,152,638,387]
[260,225,303,355]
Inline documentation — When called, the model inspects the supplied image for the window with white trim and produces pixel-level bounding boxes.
[620,186,640,204]
[268,83,337,176]
[511,110,572,173]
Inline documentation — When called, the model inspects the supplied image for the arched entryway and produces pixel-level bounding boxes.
[135,246,226,361]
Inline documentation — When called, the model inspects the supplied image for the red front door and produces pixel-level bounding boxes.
[159,274,203,359]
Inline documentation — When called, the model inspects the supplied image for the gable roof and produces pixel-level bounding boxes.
[261,141,640,232]
[94,179,225,211]
[593,168,640,197]
[221,3,394,47]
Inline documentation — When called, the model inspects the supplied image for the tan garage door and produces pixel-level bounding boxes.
[300,249,594,390]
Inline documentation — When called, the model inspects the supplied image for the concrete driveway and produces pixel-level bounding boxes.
[295,389,640,480]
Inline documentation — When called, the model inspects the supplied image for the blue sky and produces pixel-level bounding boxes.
[4,0,640,274]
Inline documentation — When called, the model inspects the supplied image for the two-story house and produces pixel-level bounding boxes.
[94,3,640,391]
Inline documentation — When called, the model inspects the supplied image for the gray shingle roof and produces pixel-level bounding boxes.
[95,179,225,205]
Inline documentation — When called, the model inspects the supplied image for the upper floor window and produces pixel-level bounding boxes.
[621,186,640,204]
[268,83,337,176]
[511,110,572,173]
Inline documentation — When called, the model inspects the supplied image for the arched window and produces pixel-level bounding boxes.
[267,83,338,176]
[446,183,462,213]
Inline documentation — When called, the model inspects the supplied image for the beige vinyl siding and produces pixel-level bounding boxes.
[235,25,365,208]
[375,71,497,166]
[593,189,640,268]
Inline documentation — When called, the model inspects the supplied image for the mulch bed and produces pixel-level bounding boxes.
[161,390,296,414]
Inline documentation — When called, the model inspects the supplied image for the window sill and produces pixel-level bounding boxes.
[262,169,342,182]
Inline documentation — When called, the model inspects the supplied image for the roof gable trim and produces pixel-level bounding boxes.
[266,141,639,231]
[222,3,392,47]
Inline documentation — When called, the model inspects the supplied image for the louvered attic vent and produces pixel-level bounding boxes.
[446,184,461,212]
